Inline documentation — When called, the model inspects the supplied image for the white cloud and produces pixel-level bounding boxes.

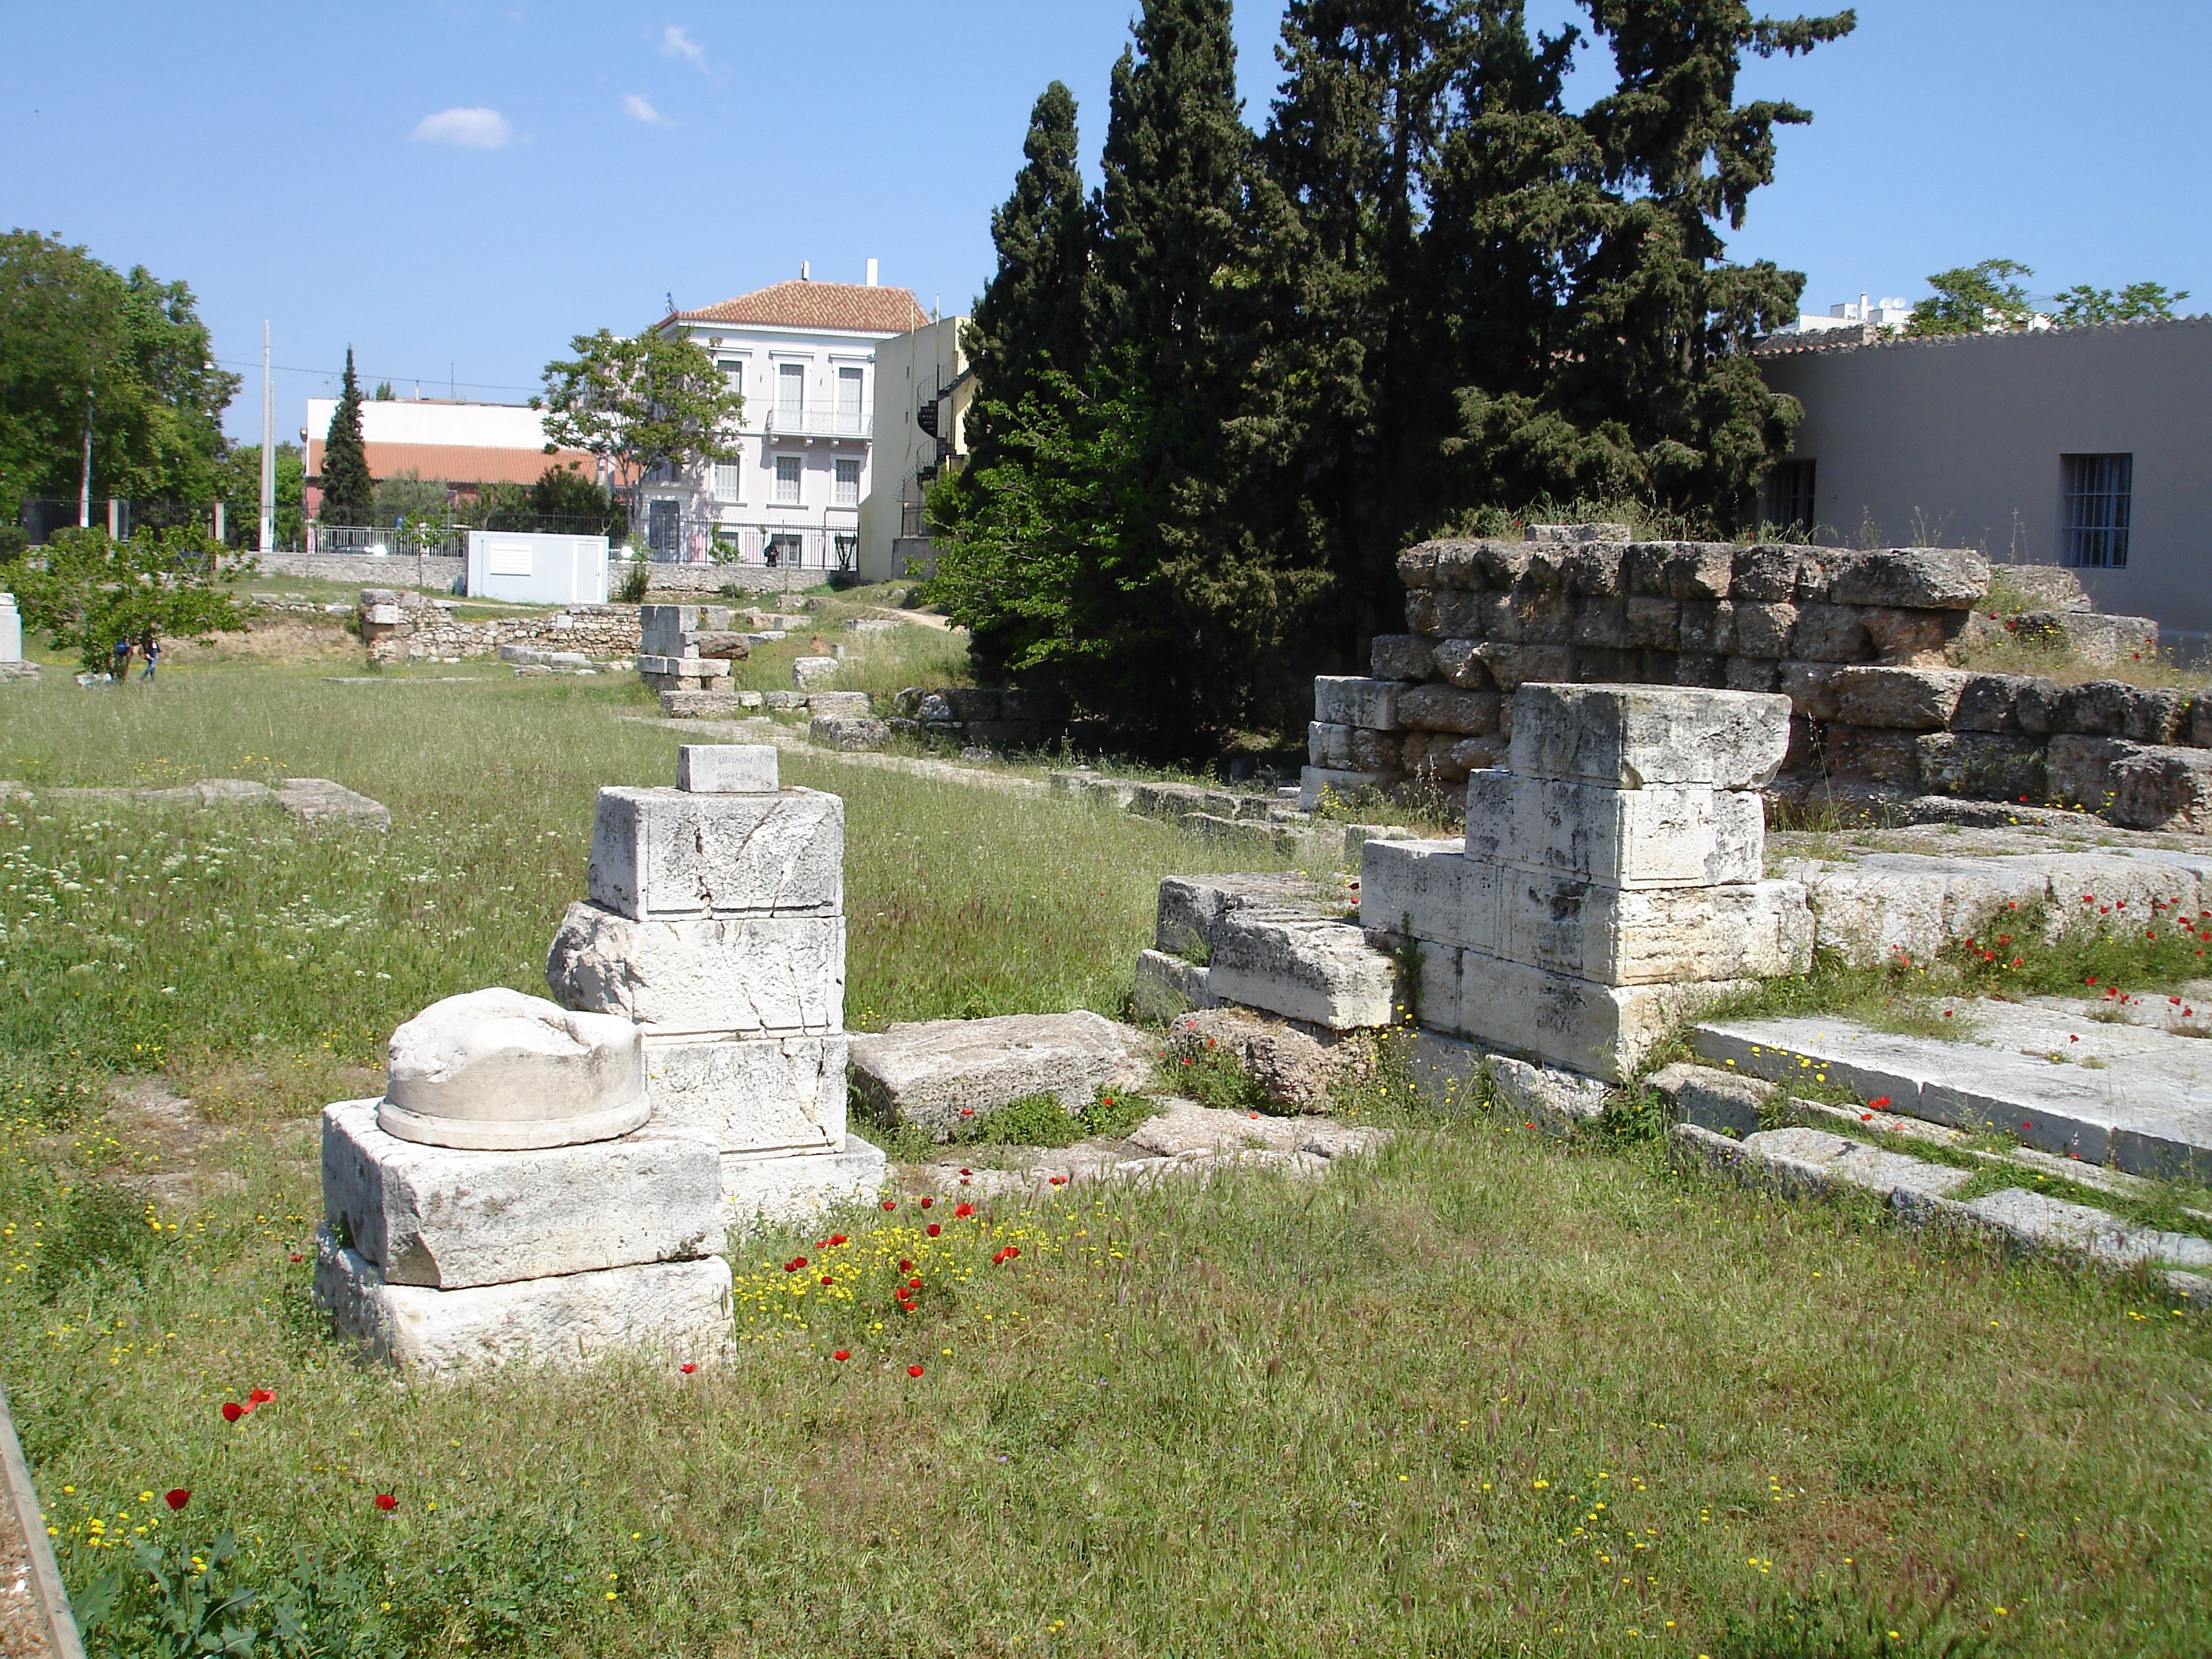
[661,24,708,70]
[409,107,513,150]
[622,94,672,127]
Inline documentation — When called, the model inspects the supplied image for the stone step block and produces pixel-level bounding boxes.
[661,688,764,718]
[1360,837,1499,952]
[637,654,732,678]
[1203,907,1398,1030]
[588,786,842,920]
[720,1136,890,1221]
[1300,765,1395,810]
[1506,683,1791,788]
[849,1011,1153,1141]
[1951,1187,2212,1272]
[1645,1061,1773,1138]
[380,989,647,1151]
[2049,736,2212,832]
[1155,871,1348,958]
[321,1101,723,1290]
[316,1233,733,1372]
[1132,948,1216,1023]
[643,1033,848,1156]
[677,744,778,793]
[1421,948,1750,1082]
[1462,773,1763,889]
[1313,676,1410,731]
[545,902,844,1038]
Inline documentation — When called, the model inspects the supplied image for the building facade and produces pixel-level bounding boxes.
[647,271,928,572]
[302,396,597,518]
[1756,316,2212,651]
[856,314,972,583]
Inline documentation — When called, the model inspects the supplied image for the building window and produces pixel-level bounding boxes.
[777,362,804,424]
[711,462,742,501]
[719,359,743,399]
[1765,459,1816,535]
[2062,453,2131,568]
[834,457,860,506]
[765,532,801,569]
[646,499,681,557]
[836,366,864,433]
[774,454,803,505]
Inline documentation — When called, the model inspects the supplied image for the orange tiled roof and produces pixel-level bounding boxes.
[671,279,929,335]
[307,439,599,487]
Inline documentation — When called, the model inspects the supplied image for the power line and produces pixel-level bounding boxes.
[208,358,541,397]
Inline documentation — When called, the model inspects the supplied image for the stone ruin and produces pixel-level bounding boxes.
[318,745,884,1369]
[1,590,37,682]
[1305,526,2212,833]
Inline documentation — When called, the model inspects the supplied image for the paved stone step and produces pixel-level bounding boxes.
[1691,1004,2212,1179]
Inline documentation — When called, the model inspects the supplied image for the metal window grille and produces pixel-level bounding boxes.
[2062,454,2131,568]
[1766,459,1816,534]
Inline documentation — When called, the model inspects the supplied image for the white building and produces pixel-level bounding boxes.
[1778,294,1915,336]
[857,314,973,583]
[647,265,929,572]
[302,395,598,514]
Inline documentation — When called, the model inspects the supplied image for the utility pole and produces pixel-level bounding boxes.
[78,390,93,529]
[258,322,276,553]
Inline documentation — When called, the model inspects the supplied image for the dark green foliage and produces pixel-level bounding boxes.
[34,1179,163,1303]
[1905,258,2035,336]
[0,230,238,518]
[938,1,1848,751]
[212,443,305,549]
[962,1087,1161,1148]
[9,524,251,671]
[524,460,626,538]
[2051,279,2191,327]
[317,349,374,526]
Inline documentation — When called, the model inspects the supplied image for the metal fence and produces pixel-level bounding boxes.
[641,511,858,573]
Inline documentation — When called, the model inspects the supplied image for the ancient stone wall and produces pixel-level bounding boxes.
[359,590,641,664]
[1307,534,2212,832]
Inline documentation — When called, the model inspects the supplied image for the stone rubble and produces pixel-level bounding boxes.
[360,590,639,667]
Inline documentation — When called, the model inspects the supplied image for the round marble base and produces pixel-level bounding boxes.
[376,1095,650,1151]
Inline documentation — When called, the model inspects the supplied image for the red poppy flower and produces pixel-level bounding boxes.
[221,1402,246,1423]
[920,1197,933,1209]
[783,1261,800,1273]
[289,1253,303,1263]
[680,1362,698,1374]
[820,1275,834,1286]
[164,1489,190,1511]
[959,1169,971,1177]
[908,1364,925,1377]
[908,1276,923,1290]
[832,1349,850,1362]
[248,1389,274,1406]
[1005,1246,1020,1259]
[830,1234,848,1246]
[899,1259,914,1272]
[992,1250,1007,1264]
[926,1223,941,1237]
[881,1200,896,1211]
[955,1202,974,1218]
[1869,1097,1892,1110]
[1048,1176,1066,1187]
[374,1494,397,1511]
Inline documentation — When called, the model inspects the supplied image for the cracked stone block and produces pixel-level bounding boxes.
[1430,950,1751,1081]
[848,1012,1153,1141]
[636,655,732,678]
[1313,676,1410,730]
[1462,773,1764,889]
[545,903,844,1038]
[1133,948,1216,1022]
[1308,721,1356,768]
[1360,837,1503,955]
[1370,634,1436,680]
[1164,1008,1374,1114]
[316,1234,734,1372]
[380,988,647,1151]
[1485,1052,1613,1132]
[321,1101,722,1290]
[1955,1188,2212,1271]
[1506,684,1791,789]
[1398,684,1501,734]
[792,655,840,688]
[1155,871,1345,958]
[1496,874,1812,984]
[1824,548,1990,609]
[587,786,842,920]
[1206,910,1399,1030]
[1737,1126,1974,1202]
[1647,1062,1772,1137]
[642,1033,849,1156]
[1830,667,1972,731]
[720,1137,890,1220]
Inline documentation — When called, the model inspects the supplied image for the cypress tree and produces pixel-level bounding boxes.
[318,347,374,526]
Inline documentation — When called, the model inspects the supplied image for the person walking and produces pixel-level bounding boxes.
[111,633,135,685]
[140,630,160,684]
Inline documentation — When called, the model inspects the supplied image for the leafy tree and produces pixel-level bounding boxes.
[2051,280,2190,327]
[538,330,745,523]
[526,461,625,537]
[318,349,374,524]
[1905,258,2034,336]
[213,442,305,549]
[0,230,238,518]
[372,470,451,526]
[9,523,250,672]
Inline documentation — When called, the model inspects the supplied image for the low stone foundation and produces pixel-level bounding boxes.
[359,590,640,665]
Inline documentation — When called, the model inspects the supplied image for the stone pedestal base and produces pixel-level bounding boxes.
[719,1136,888,1223]
[315,1233,733,1371]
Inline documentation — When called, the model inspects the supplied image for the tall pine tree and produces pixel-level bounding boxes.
[318,347,374,526]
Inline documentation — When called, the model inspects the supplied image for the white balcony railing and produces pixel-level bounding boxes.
[763,405,871,439]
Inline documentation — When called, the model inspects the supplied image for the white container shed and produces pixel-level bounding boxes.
[465,531,610,605]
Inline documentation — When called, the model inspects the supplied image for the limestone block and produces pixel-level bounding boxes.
[1572,595,1632,649]
[1398,684,1499,734]
[1430,638,1496,689]
[1917,732,2046,801]
[1863,606,1959,665]
[637,654,732,678]
[1624,542,1735,601]
[588,786,842,920]
[1789,603,1871,662]
[1308,721,1356,768]
[661,688,762,718]
[720,1137,889,1221]
[1723,656,1780,693]
[792,655,840,689]
[1732,601,1797,658]
[316,1235,734,1372]
[1370,634,1436,681]
[1350,728,1403,773]
[1462,773,1764,889]
[1825,548,1989,610]
[1673,652,1725,688]
[1300,765,1392,809]
[1777,661,1845,721]
[1206,912,1398,1029]
[1133,948,1216,1022]
[1399,730,1506,783]
[1822,724,1922,787]
[320,1101,722,1290]
[1953,674,2042,733]
[1432,950,1753,1082]
[676,745,778,793]
[1503,588,1575,644]
[1506,684,1791,790]
[1783,852,2047,968]
[642,1033,848,1155]
[806,691,873,719]
[689,631,751,660]
[2052,680,2128,737]
[1730,544,1809,602]
[1561,542,1626,594]
[379,989,647,1151]
[637,604,697,658]
[1646,1062,1771,1138]
[2190,692,2212,748]
[2008,610,2159,666]
[2106,743,2212,832]
[1735,1127,1975,1202]
[1496,874,1812,985]
[848,1011,1152,1138]
[545,902,845,1038]
[1313,676,1408,730]
[1830,667,1971,730]
[810,715,891,750]
[1678,599,1736,655]
[1472,642,1575,691]
[1398,544,1439,588]
[1360,837,1503,954]
[1624,595,1681,649]
[1526,522,1630,545]
[2123,688,2192,745]
[1425,588,1484,637]
[1484,1053,1613,1132]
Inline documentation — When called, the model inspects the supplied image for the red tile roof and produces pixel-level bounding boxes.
[670,280,929,335]
[307,439,599,487]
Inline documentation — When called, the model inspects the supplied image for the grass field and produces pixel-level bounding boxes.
[3,660,2209,1658]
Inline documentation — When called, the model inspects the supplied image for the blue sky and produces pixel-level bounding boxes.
[4,1,2205,441]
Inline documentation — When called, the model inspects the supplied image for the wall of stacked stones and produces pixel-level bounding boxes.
[1313,538,2212,830]
[360,592,641,664]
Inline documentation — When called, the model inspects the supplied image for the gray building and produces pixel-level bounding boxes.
[1755,315,2212,652]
